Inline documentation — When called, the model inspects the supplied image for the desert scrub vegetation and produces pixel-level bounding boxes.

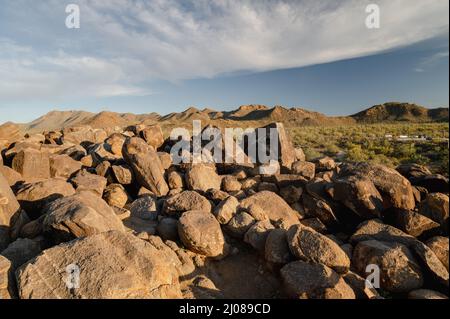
[289,123,449,176]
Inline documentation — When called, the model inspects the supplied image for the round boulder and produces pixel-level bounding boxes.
[178,210,226,257]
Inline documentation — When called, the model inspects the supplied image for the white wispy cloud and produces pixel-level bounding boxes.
[414,51,449,72]
[0,0,448,101]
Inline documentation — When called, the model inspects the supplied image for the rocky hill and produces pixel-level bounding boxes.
[222,105,354,126]
[351,102,449,123]
[2,103,447,136]
[160,107,212,123]
[26,110,95,132]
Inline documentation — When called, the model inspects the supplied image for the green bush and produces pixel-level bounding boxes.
[289,122,449,176]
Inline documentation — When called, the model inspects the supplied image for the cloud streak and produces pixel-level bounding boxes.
[0,0,448,102]
[415,51,449,72]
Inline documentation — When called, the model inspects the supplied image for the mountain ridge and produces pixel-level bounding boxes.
[2,102,448,135]
[351,102,449,123]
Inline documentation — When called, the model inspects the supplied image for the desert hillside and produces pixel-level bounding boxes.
[2,103,447,137]
[351,102,449,123]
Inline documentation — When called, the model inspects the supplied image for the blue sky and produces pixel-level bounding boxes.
[0,0,448,123]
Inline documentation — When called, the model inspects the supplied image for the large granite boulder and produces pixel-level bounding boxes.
[352,240,424,293]
[287,224,350,274]
[291,161,315,180]
[418,193,449,226]
[213,196,239,224]
[338,162,415,211]
[426,236,449,271]
[0,165,23,187]
[280,260,355,299]
[42,191,125,244]
[103,183,129,208]
[244,220,275,253]
[395,209,440,237]
[140,125,164,150]
[0,171,22,250]
[16,231,182,299]
[49,154,82,179]
[105,133,127,156]
[111,164,134,185]
[265,228,292,265]
[70,170,107,197]
[240,191,300,229]
[12,149,50,181]
[61,126,107,145]
[123,137,169,196]
[178,210,226,257]
[330,176,384,219]
[15,178,76,218]
[350,219,449,287]
[163,191,211,215]
[185,164,221,192]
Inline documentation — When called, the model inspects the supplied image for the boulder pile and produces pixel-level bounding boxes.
[0,123,448,299]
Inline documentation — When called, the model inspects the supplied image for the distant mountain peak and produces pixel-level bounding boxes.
[237,104,269,111]
[202,107,217,113]
[183,106,200,114]
[352,102,448,123]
